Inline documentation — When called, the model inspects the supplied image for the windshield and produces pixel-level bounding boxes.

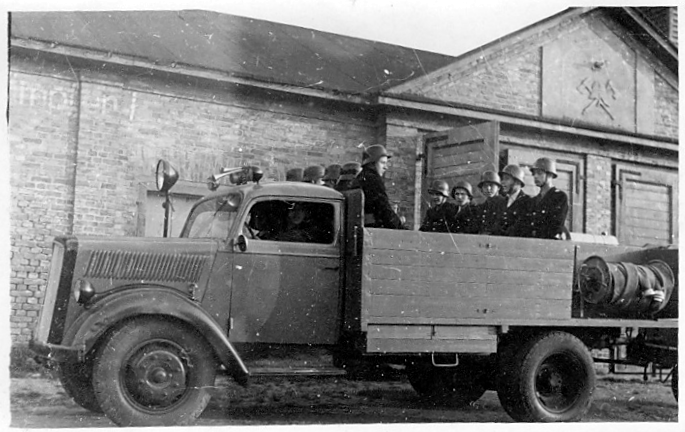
[183,194,241,239]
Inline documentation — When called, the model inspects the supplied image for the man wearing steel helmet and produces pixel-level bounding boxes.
[286,167,304,182]
[528,157,569,239]
[448,180,477,233]
[474,170,506,235]
[493,164,533,237]
[335,162,362,192]
[303,165,325,185]
[420,180,458,233]
[357,145,405,229]
[322,164,342,188]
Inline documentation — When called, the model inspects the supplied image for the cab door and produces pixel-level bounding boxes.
[229,198,343,345]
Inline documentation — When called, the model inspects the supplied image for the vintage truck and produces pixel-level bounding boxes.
[30,161,678,426]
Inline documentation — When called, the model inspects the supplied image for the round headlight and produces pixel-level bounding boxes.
[72,279,95,304]
[156,159,179,193]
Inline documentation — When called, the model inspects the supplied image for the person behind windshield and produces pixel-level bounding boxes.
[275,202,314,242]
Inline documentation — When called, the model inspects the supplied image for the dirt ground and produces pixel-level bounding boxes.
[9,372,678,427]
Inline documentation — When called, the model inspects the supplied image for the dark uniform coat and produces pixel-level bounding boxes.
[493,191,533,237]
[473,195,506,235]
[419,202,459,233]
[357,165,405,229]
[449,203,478,234]
[528,187,569,239]
[334,178,360,192]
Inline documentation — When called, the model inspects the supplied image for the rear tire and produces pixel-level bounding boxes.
[497,331,595,422]
[58,355,103,413]
[92,317,217,427]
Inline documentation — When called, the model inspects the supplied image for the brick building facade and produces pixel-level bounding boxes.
[8,7,678,342]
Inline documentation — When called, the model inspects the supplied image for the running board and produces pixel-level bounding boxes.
[247,367,347,377]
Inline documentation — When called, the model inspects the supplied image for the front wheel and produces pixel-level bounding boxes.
[58,355,103,413]
[92,317,217,427]
[672,365,678,401]
[497,331,595,422]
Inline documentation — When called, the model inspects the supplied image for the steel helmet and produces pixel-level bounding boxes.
[303,165,325,183]
[286,167,304,182]
[499,164,526,186]
[323,164,342,182]
[477,171,501,188]
[428,180,450,198]
[451,180,473,199]
[363,145,391,165]
[530,157,558,178]
[339,161,362,181]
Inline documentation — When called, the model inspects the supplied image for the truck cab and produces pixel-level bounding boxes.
[30,164,364,427]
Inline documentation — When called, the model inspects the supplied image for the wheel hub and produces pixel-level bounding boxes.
[535,358,582,413]
[126,347,187,408]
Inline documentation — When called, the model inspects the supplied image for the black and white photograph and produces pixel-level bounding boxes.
[2,0,680,428]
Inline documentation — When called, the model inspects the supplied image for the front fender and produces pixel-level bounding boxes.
[62,287,249,385]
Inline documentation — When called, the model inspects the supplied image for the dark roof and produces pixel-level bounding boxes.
[10,10,457,96]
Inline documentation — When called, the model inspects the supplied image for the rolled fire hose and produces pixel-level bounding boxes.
[578,257,675,315]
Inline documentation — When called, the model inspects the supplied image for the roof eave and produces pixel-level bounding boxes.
[606,7,678,74]
[377,92,678,153]
[10,37,375,106]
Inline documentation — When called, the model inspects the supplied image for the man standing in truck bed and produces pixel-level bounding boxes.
[494,164,532,237]
[473,171,506,235]
[358,145,405,229]
[420,180,458,233]
[528,157,569,239]
[449,180,477,233]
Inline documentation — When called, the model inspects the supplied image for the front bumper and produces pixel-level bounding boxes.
[29,338,85,363]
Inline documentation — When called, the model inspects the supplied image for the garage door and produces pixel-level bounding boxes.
[423,121,500,213]
[614,165,678,246]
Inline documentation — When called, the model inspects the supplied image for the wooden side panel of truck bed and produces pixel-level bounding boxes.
[361,229,577,353]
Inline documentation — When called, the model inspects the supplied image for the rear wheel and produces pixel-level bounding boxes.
[58,355,103,413]
[406,358,488,406]
[93,317,217,427]
[497,331,595,422]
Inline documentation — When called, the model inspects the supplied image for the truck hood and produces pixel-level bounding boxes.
[73,236,220,293]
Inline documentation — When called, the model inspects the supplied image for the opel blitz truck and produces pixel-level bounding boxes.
[30,162,678,426]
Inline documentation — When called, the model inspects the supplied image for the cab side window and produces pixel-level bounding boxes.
[244,200,335,244]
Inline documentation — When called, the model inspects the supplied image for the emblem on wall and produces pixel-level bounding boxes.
[576,61,617,121]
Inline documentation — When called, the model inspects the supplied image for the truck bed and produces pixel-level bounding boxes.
[359,229,676,354]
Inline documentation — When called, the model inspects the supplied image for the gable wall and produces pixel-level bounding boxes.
[396,10,678,140]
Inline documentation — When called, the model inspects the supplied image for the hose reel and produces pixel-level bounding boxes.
[578,256,675,316]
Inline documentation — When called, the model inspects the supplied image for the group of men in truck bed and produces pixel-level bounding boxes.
[284,144,569,240]
[419,158,569,239]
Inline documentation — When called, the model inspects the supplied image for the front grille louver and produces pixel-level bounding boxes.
[84,250,207,283]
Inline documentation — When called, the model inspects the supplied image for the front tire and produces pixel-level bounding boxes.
[58,355,103,413]
[93,317,217,427]
[672,365,678,401]
[497,331,595,422]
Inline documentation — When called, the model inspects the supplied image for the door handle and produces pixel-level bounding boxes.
[323,266,340,271]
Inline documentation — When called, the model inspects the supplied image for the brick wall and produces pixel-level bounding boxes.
[654,73,678,139]
[421,48,542,117]
[9,71,79,340]
[584,155,613,235]
[8,58,379,341]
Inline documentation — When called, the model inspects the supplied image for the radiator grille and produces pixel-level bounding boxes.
[84,250,208,283]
